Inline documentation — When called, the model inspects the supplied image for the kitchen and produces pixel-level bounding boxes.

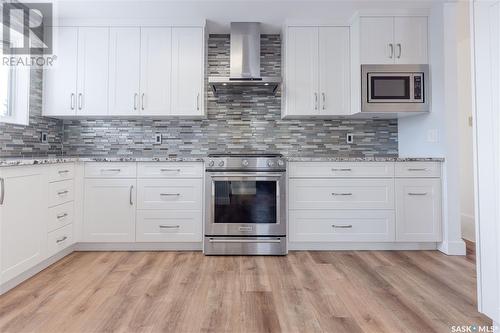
[0,1,499,332]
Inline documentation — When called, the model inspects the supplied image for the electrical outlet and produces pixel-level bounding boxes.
[154,133,162,145]
[346,133,354,144]
[40,132,48,143]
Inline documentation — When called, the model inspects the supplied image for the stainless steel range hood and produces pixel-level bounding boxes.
[208,22,281,96]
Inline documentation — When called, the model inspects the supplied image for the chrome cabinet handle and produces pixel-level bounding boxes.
[57,213,68,219]
[78,93,83,110]
[129,185,134,205]
[134,93,138,110]
[332,225,353,229]
[56,236,68,243]
[141,93,145,111]
[160,168,181,172]
[407,168,428,171]
[101,168,121,172]
[314,93,318,110]
[389,43,394,58]
[160,193,180,196]
[159,225,180,229]
[196,93,200,111]
[208,238,281,244]
[58,170,70,174]
[322,92,326,110]
[408,192,428,196]
[397,43,402,59]
[70,93,75,110]
[331,168,352,172]
[57,190,69,195]
[331,193,353,196]
[0,178,4,205]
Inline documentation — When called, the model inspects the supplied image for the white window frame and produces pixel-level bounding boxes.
[0,26,30,126]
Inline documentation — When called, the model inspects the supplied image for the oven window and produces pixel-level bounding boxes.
[370,76,410,100]
[213,181,277,224]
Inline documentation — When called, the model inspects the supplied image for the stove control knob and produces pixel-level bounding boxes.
[242,159,249,167]
[218,160,225,167]
[267,160,276,167]
[208,160,215,167]
[277,159,285,167]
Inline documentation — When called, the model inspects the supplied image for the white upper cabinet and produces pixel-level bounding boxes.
[319,27,350,116]
[77,27,109,116]
[284,26,319,117]
[171,27,205,116]
[43,27,78,117]
[283,25,350,118]
[394,17,428,64]
[360,16,428,64]
[140,27,172,116]
[360,17,395,65]
[108,27,141,116]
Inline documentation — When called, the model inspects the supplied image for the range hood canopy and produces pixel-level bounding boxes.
[208,22,281,96]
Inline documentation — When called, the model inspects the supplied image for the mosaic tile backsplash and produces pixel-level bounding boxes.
[2,35,398,158]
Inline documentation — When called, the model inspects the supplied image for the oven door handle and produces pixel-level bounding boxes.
[208,238,282,244]
[207,173,285,178]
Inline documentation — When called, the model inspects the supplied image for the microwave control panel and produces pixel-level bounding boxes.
[414,75,423,101]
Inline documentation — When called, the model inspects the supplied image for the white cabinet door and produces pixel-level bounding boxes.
[396,178,442,242]
[108,28,141,116]
[77,27,109,116]
[83,179,136,242]
[284,26,319,117]
[171,27,204,116]
[319,27,350,116]
[360,17,395,64]
[140,27,172,116]
[0,167,46,284]
[43,27,78,117]
[394,17,428,64]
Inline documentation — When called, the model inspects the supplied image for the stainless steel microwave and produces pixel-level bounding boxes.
[361,64,430,113]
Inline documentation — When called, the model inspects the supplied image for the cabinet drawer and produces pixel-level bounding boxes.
[48,201,74,232]
[395,162,441,178]
[290,210,395,242]
[136,210,202,242]
[48,179,74,207]
[137,162,203,178]
[48,163,75,182]
[289,162,394,178]
[47,224,74,257]
[137,179,202,210]
[84,162,137,178]
[289,179,394,210]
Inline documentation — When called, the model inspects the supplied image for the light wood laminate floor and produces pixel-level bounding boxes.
[0,251,491,333]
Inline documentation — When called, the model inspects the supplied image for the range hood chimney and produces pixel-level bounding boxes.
[208,22,281,96]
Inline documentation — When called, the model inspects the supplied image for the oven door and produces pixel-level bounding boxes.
[205,172,286,236]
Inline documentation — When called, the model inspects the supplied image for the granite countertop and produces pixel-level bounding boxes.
[0,155,445,167]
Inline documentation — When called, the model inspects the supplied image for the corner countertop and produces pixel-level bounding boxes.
[0,155,445,167]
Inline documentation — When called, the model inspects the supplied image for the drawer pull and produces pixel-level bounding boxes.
[159,225,180,229]
[332,168,352,172]
[331,193,353,196]
[101,168,121,172]
[56,236,68,243]
[58,170,70,174]
[57,190,69,196]
[160,168,181,172]
[160,193,180,196]
[407,168,428,171]
[332,225,353,229]
[408,192,428,196]
[57,213,68,219]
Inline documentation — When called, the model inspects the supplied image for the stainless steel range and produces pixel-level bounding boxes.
[204,153,287,255]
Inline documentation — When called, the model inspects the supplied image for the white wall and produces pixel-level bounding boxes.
[457,3,475,242]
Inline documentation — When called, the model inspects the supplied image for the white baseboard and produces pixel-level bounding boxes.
[461,213,476,241]
[288,242,438,251]
[75,242,203,251]
[0,245,75,296]
[438,239,466,255]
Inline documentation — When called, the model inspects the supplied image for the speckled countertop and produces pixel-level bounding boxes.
[0,155,445,167]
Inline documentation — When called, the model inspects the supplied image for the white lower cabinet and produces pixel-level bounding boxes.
[137,179,202,210]
[47,223,74,257]
[0,166,46,284]
[395,178,442,242]
[136,210,202,242]
[83,178,136,242]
